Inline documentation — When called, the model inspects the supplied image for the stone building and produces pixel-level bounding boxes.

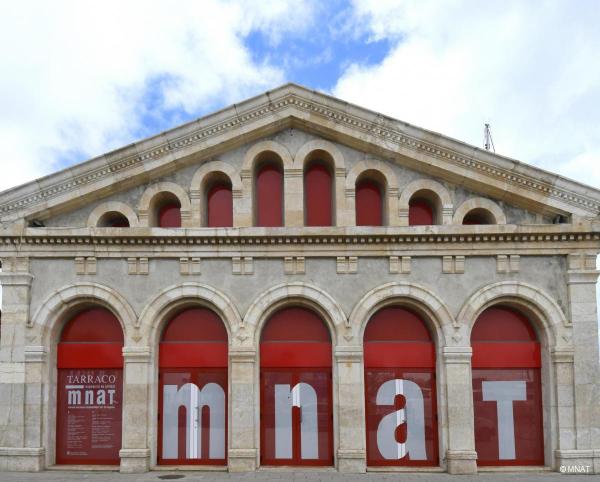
[0,84,599,474]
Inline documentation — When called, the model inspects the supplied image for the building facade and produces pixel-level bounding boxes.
[0,84,599,474]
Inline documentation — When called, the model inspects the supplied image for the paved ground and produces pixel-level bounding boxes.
[0,471,595,482]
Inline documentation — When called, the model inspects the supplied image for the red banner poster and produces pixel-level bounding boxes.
[56,368,122,465]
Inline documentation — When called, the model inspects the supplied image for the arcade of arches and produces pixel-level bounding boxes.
[32,294,558,473]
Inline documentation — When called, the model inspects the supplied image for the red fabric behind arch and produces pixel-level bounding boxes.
[305,163,333,226]
[207,183,233,227]
[256,163,283,227]
[356,179,383,226]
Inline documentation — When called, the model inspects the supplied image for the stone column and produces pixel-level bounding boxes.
[119,346,151,473]
[238,170,253,227]
[335,346,366,473]
[443,346,478,474]
[559,253,600,472]
[228,347,257,471]
[0,257,44,471]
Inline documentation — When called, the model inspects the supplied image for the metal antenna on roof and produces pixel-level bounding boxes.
[484,123,495,153]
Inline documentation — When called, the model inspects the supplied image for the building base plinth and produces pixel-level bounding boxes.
[555,449,599,475]
[337,449,366,473]
[119,448,150,473]
[0,447,45,472]
[446,450,478,474]
[228,449,257,472]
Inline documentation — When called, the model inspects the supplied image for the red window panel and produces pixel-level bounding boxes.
[471,306,544,466]
[158,369,227,466]
[207,183,233,227]
[304,163,333,226]
[364,307,438,466]
[260,369,333,466]
[158,203,182,228]
[260,307,333,466]
[158,308,228,466]
[472,369,544,465]
[56,308,124,465]
[356,179,383,226]
[408,199,434,226]
[364,368,438,466]
[256,163,283,227]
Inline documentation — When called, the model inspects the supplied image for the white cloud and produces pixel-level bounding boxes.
[334,0,600,189]
[0,0,317,192]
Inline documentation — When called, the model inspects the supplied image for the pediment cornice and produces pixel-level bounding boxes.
[1,83,599,223]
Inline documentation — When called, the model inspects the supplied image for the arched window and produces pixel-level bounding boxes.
[150,192,182,228]
[158,308,228,465]
[255,155,284,227]
[364,306,438,466]
[462,208,495,225]
[304,155,333,226]
[260,307,333,466]
[97,211,130,228]
[206,179,233,227]
[471,306,543,466]
[408,190,442,226]
[356,171,385,226]
[56,307,124,465]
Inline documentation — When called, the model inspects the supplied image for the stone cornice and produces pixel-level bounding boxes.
[0,84,599,223]
[0,224,598,252]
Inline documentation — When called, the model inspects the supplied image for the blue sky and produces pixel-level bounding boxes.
[0,0,599,192]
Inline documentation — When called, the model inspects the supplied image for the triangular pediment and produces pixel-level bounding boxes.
[1,83,599,226]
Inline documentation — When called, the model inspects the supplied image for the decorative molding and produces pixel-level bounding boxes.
[127,257,148,275]
[567,252,598,271]
[75,256,96,275]
[337,256,358,274]
[1,86,599,223]
[284,256,305,275]
[180,257,201,275]
[389,255,411,274]
[232,256,253,275]
[497,254,520,274]
[442,255,465,274]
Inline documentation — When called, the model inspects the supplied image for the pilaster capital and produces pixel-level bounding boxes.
[551,347,575,363]
[122,346,151,363]
[442,346,472,364]
[567,270,600,285]
[334,346,363,363]
[24,345,47,363]
[229,347,256,363]
[0,272,34,287]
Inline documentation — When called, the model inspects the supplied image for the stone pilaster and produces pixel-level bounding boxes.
[0,257,43,470]
[119,346,151,473]
[334,346,366,473]
[552,347,578,470]
[564,253,600,472]
[284,168,303,227]
[442,346,478,474]
[228,348,257,472]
